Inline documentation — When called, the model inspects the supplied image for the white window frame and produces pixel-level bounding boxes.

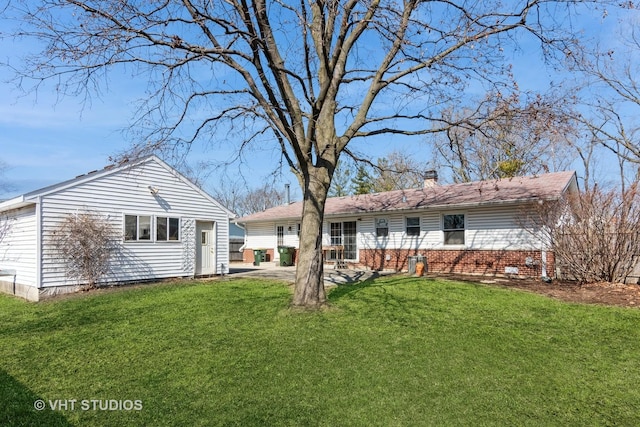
[405,216,421,237]
[124,214,182,243]
[330,222,343,246]
[156,216,181,242]
[276,224,285,247]
[124,214,152,242]
[375,217,389,238]
[443,213,465,246]
[329,221,357,260]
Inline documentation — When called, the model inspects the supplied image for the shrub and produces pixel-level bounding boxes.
[53,212,117,289]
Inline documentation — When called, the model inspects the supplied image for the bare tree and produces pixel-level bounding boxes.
[53,212,117,289]
[372,150,427,192]
[0,214,12,246]
[209,178,246,215]
[5,0,617,307]
[432,90,577,183]
[331,150,425,195]
[568,31,640,191]
[575,29,640,164]
[0,160,13,197]
[522,187,640,284]
[0,160,14,245]
[211,180,285,216]
[237,184,286,216]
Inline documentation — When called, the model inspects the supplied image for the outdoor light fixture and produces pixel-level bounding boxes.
[148,185,160,195]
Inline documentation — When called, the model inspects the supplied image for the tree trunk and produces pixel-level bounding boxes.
[292,170,330,308]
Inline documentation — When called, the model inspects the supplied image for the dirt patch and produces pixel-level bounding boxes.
[426,273,640,309]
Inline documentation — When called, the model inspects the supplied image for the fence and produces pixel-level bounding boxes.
[229,238,244,262]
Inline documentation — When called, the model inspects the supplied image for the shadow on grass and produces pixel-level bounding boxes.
[0,369,71,427]
[327,274,378,301]
[324,270,380,286]
[328,273,440,301]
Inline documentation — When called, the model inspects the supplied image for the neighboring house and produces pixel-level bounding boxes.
[0,155,235,301]
[229,222,245,262]
[235,171,578,278]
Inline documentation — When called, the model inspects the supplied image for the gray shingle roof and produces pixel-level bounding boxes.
[236,171,577,223]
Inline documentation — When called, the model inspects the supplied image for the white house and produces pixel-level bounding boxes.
[235,171,578,278]
[0,155,235,301]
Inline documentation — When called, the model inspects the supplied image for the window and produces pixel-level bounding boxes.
[375,217,389,237]
[277,225,284,246]
[343,221,357,260]
[329,221,357,260]
[330,222,343,246]
[124,215,151,241]
[406,217,420,236]
[296,223,301,237]
[443,214,465,245]
[125,215,180,242]
[157,217,180,241]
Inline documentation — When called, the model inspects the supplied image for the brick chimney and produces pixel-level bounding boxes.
[423,170,438,188]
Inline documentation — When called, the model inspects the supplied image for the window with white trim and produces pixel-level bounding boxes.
[330,222,342,246]
[124,215,151,241]
[276,225,285,246]
[406,217,421,236]
[329,221,357,260]
[443,214,465,245]
[157,217,180,241]
[375,217,389,237]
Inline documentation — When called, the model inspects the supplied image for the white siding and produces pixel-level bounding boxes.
[358,217,375,249]
[338,205,541,252]
[465,207,540,250]
[283,221,300,247]
[0,206,37,287]
[322,221,330,246]
[243,204,543,258]
[358,213,439,251]
[422,212,442,247]
[38,160,230,288]
[245,222,276,250]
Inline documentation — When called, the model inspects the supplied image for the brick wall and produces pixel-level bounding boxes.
[359,248,554,278]
[242,248,275,264]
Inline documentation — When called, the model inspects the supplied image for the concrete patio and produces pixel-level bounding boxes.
[227,262,392,286]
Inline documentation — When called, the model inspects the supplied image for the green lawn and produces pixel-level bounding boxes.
[1,276,640,426]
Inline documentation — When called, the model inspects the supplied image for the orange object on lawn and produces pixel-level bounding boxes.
[415,261,425,276]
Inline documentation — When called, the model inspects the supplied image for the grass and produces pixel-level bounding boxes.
[1,276,640,426]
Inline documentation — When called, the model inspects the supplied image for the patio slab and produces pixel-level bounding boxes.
[228,262,392,286]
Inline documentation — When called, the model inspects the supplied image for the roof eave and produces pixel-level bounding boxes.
[236,196,563,223]
[0,195,37,212]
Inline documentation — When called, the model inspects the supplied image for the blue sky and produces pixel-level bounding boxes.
[0,2,634,202]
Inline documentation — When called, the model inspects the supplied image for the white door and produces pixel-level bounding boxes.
[196,221,216,275]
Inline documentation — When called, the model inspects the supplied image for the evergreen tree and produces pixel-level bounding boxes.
[352,165,375,195]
